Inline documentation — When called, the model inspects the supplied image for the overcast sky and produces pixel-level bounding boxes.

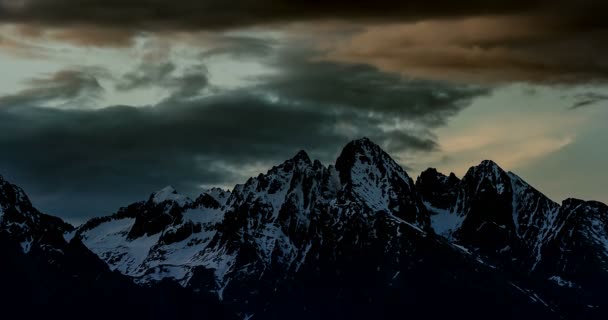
[0,1,607,223]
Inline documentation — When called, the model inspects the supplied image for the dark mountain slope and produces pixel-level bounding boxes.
[0,175,235,320]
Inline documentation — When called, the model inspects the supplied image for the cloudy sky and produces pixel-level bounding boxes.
[0,0,607,223]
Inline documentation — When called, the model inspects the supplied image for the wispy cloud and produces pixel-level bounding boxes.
[0,69,105,109]
[320,16,608,84]
[570,92,608,109]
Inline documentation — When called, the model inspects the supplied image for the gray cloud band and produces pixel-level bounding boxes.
[0,42,486,220]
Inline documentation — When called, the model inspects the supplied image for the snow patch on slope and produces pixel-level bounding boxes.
[549,275,577,288]
[135,203,228,285]
[152,186,190,206]
[427,204,465,238]
[347,140,412,214]
[80,217,161,275]
[20,237,32,253]
[508,172,561,269]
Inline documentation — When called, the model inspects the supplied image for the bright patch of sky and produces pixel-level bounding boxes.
[404,83,608,203]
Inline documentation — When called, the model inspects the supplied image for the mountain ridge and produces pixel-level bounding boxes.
[1,138,606,319]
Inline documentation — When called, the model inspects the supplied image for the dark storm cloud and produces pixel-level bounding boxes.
[381,131,438,153]
[0,93,345,220]
[0,46,486,220]
[2,1,606,83]
[0,1,604,30]
[323,15,608,83]
[251,48,489,126]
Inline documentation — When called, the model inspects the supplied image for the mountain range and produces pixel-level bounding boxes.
[1,138,606,319]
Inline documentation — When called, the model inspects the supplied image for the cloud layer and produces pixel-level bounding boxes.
[0,42,486,220]
[321,15,608,83]
[2,1,606,84]
[0,2,605,220]
[1,1,604,30]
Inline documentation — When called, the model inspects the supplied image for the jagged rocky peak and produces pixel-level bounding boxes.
[416,168,460,210]
[508,171,560,241]
[417,160,569,271]
[468,159,505,176]
[291,149,312,165]
[0,175,72,255]
[120,186,191,240]
[0,174,34,213]
[462,159,512,195]
[277,149,314,174]
[537,198,608,295]
[336,137,401,181]
[418,160,514,209]
[229,147,332,217]
[554,198,608,242]
[417,167,460,185]
[232,149,325,199]
[272,149,313,171]
[204,188,231,202]
[194,188,230,209]
[1,175,39,249]
[149,185,191,206]
[335,137,414,186]
[448,161,516,246]
[335,137,428,228]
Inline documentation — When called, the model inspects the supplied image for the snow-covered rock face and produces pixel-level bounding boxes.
[69,138,608,318]
[415,160,608,309]
[508,172,561,269]
[151,185,190,206]
[76,139,430,300]
[335,138,429,229]
[417,162,514,246]
[416,168,462,238]
[413,162,608,316]
[77,186,229,285]
[0,176,236,320]
[416,161,567,269]
[538,200,608,290]
[1,175,35,224]
[0,175,72,255]
[0,176,35,250]
[198,150,341,295]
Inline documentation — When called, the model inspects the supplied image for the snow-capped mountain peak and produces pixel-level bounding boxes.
[291,149,312,165]
[463,159,511,195]
[200,188,231,206]
[0,175,34,218]
[150,185,190,206]
[335,137,428,228]
[1,175,74,257]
